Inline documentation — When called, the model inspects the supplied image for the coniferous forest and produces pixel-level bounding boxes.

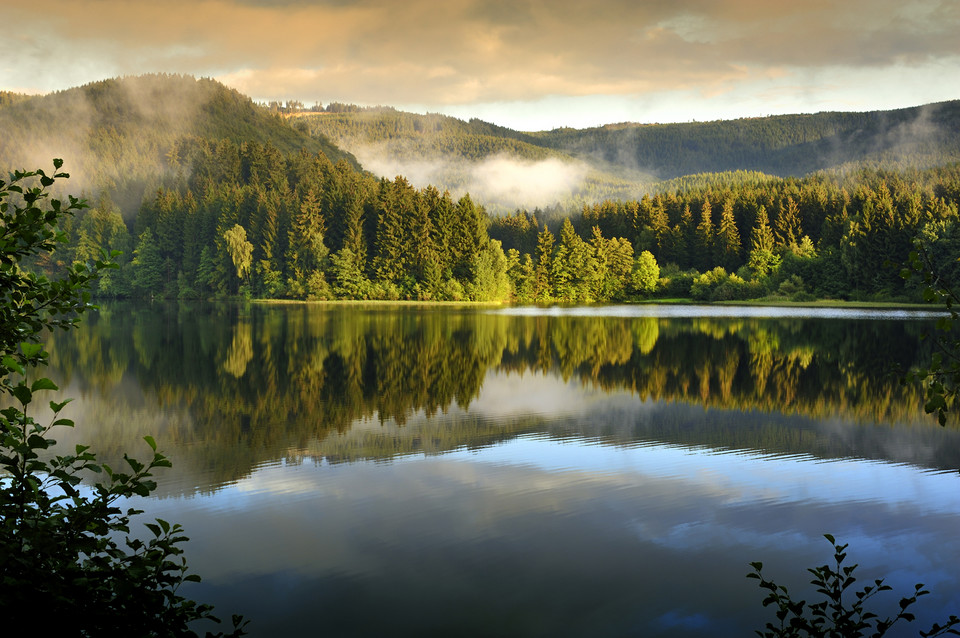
[3,74,960,304]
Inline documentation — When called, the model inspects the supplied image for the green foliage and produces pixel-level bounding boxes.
[0,75,358,222]
[748,535,959,638]
[224,224,253,282]
[17,74,960,306]
[0,163,102,354]
[132,227,165,295]
[903,241,960,424]
[632,250,660,295]
[0,162,245,636]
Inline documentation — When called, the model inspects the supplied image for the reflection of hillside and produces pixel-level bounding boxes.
[43,302,951,491]
[297,399,960,473]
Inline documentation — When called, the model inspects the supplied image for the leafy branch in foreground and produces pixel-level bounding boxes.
[748,535,959,638]
[0,161,246,636]
[901,241,960,425]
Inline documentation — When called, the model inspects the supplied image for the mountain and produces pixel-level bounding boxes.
[292,99,960,215]
[532,101,960,178]
[0,74,359,216]
[3,73,958,218]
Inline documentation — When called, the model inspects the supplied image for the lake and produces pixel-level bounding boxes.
[44,302,960,637]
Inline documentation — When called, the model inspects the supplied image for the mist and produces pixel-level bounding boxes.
[0,74,212,219]
[353,145,591,213]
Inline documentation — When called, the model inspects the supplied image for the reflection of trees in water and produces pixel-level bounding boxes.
[222,321,253,378]
[41,302,952,489]
[48,304,937,426]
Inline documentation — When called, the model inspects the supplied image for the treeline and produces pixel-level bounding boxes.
[262,101,399,115]
[49,137,512,302]
[45,141,960,304]
[490,164,960,302]
[0,91,33,109]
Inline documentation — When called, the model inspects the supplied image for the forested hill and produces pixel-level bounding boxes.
[299,100,960,182]
[297,108,657,214]
[0,74,358,216]
[299,109,560,163]
[533,101,960,178]
[292,100,960,213]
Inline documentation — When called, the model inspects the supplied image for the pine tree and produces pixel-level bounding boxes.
[748,205,780,278]
[131,228,164,296]
[775,196,803,253]
[695,198,715,271]
[717,198,742,271]
[534,225,555,302]
[287,189,330,297]
[373,177,410,285]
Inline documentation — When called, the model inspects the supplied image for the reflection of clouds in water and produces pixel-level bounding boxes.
[138,437,960,636]
[467,370,625,419]
[448,436,960,516]
[193,434,960,538]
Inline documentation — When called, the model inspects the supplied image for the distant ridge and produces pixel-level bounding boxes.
[298,98,960,182]
[532,100,960,178]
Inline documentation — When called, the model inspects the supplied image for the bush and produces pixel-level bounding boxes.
[690,267,731,300]
[749,535,959,638]
[777,274,806,297]
[0,162,246,636]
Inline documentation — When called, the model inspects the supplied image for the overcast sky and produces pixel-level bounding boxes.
[3,0,959,131]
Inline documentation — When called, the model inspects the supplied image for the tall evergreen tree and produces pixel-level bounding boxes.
[695,198,715,271]
[775,196,803,253]
[717,198,742,271]
[748,205,780,278]
[131,227,164,296]
[287,189,330,298]
[534,225,555,302]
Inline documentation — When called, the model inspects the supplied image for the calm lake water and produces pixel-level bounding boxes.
[45,302,960,637]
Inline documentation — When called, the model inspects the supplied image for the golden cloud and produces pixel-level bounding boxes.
[7,0,960,105]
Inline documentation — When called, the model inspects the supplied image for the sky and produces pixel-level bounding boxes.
[2,0,959,131]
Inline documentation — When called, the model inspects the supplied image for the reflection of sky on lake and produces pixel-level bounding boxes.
[143,432,960,638]
[52,303,960,637]
[136,363,960,638]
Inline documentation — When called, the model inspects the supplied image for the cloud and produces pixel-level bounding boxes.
[4,0,960,127]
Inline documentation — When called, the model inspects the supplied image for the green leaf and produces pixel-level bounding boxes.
[49,398,73,412]
[20,342,43,358]
[2,355,25,375]
[12,384,32,405]
[31,377,58,392]
[144,435,157,451]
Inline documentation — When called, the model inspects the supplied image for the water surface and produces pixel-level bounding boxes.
[45,303,960,636]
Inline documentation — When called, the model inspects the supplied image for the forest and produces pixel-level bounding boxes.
[38,145,960,305]
[3,74,960,305]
